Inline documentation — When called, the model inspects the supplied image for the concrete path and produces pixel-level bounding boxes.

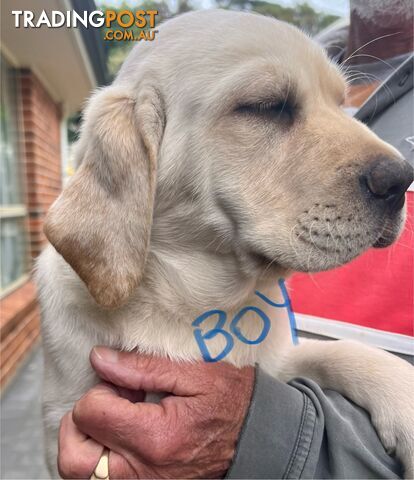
[1,346,49,480]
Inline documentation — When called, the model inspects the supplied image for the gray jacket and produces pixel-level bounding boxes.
[228,56,413,480]
[227,368,402,479]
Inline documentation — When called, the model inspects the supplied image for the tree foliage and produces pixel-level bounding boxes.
[215,0,339,35]
[99,1,340,78]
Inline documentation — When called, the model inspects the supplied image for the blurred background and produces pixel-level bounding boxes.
[0,0,412,478]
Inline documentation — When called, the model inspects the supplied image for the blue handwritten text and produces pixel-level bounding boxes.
[192,278,298,362]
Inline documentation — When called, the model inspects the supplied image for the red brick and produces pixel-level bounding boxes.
[1,70,63,389]
[19,70,62,259]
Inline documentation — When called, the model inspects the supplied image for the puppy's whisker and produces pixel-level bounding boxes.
[261,254,279,277]
[325,222,341,266]
[344,53,398,73]
[342,32,401,65]
[344,71,396,109]
[287,223,303,269]
[308,220,319,247]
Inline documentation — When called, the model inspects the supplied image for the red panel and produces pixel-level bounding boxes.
[289,193,413,336]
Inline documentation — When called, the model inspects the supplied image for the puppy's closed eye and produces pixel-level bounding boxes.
[235,98,297,125]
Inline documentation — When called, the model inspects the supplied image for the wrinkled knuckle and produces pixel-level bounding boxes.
[72,400,84,426]
[73,391,95,426]
[59,450,95,479]
[58,449,78,479]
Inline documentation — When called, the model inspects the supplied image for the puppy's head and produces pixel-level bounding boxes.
[45,10,413,307]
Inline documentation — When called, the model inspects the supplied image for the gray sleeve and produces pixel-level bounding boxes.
[226,367,402,479]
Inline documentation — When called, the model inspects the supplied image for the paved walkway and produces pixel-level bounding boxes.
[1,346,49,480]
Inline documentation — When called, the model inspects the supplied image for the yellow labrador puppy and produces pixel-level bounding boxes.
[36,9,414,478]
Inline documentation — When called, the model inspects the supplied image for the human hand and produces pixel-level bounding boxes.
[58,347,255,479]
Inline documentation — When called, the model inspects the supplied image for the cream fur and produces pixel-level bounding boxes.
[36,10,414,478]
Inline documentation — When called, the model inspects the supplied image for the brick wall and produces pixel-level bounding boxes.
[0,70,62,389]
[20,69,62,259]
[0,283,40,387]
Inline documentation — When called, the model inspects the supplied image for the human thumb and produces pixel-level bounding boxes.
[90,346,192,395]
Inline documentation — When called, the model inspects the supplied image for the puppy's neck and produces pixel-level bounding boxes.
[147,198,289,314]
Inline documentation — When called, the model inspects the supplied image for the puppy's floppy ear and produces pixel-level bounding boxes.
[44,85,164,308]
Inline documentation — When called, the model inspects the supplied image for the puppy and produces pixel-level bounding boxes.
[36,10,414,478]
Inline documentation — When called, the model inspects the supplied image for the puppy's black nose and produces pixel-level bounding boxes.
[361,156,413,212]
